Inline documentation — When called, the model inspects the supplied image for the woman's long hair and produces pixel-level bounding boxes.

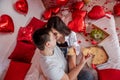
[47,16,71,36]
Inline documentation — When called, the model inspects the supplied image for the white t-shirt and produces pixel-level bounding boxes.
[65,31,80,55]
[39,46,68,80]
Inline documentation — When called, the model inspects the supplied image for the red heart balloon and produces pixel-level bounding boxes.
[43,9,52,20]
[88,5,105,19]
[14,0,28,15]
[72,10,87,19]
[0,14,14,32]
[114,3,120,16]
[72,1,84,10]
[51,7,60,14]
[68,17,85,32]
[56,0,68,6]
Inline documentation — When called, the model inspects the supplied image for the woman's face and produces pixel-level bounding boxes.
[51,28,63,41]
[49,31,56,48]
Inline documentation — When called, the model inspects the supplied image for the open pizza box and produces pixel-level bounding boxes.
[81,46,109,68]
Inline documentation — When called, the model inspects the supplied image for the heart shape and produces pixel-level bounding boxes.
[14,0,28,15]
[0,14,14,32]
[68,17,85,32]
[88,5,105,19]
[114,3,120,16]
[43,9,52,20]
[72,1,84,10]
[51,7,60,14]
[72,10,87,19]
[56,0,68,6]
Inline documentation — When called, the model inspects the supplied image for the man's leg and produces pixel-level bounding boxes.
[77,69,95,80]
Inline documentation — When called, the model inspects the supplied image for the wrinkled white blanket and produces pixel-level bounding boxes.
[77,14,120,70]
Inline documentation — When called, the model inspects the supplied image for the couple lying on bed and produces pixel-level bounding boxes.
[32,16,97,80]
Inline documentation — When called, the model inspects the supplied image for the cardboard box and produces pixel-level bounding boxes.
[81,24,110,45]
[42,0,78,9]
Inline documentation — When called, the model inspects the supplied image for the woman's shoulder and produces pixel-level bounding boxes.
[70,31,76,35]
[66,31,77,38]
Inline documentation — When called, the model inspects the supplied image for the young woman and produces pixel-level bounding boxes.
[47,16,80,56]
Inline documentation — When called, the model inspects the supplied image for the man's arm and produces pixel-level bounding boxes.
[61,54,91,80]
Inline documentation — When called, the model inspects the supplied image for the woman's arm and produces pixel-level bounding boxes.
[67,54,77,80]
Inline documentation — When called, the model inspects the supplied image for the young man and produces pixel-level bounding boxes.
[32,27,93,80]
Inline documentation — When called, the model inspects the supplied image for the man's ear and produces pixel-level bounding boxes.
[45,42,50,47]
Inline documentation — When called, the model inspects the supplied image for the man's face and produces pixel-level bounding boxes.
[51,28,63,41]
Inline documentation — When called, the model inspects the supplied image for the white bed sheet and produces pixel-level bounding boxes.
[77,14,120,70]
[0,27,19,79]
[24,48,42,80]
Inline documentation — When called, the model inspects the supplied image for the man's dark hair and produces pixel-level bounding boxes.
[47,16,71,36]
[32,27,51,50]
